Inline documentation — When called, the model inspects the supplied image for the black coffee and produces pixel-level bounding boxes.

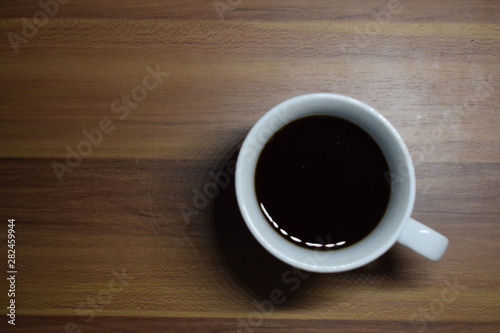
[255,115,390,250]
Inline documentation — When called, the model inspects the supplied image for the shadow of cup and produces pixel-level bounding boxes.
[211,142,420,307]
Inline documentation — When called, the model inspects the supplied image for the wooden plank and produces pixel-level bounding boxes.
[0,0,499,331]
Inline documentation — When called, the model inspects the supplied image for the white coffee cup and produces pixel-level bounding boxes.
[235,93,448,273]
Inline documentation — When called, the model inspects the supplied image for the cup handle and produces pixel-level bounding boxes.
[397,218,449,261]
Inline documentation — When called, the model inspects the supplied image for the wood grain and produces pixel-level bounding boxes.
[1,0,499,332]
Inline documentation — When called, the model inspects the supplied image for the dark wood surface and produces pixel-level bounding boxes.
[1,1,499,332]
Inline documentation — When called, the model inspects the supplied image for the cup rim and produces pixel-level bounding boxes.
[235,93,415,273]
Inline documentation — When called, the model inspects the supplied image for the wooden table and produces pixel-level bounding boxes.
[1,1,499,332]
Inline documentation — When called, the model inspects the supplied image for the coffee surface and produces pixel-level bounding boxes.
[255,115,390,250]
